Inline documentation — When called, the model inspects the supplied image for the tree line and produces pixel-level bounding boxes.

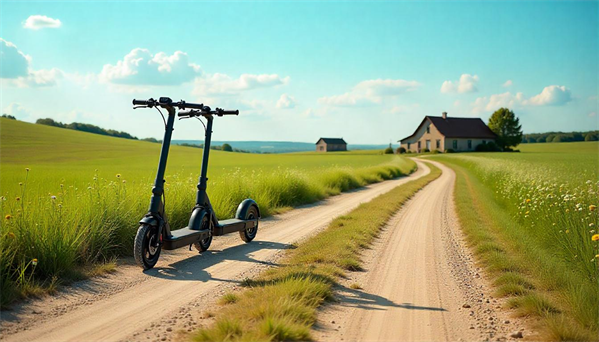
[521,130,598,143]
[35,118,159,143]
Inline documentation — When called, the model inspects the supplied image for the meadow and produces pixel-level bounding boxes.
[431,141,599,340]
[0,118,415,306]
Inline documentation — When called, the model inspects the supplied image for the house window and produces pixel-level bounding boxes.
[418,141,421,149]
[426,140,431,150]
[407,143,411,149]
[467,140,472,149]
[426,127,430,134]
[453,140,457,149]
[436,139,440,149]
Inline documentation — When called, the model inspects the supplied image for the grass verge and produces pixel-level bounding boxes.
[192,162,441,341]
[439,160,598,341]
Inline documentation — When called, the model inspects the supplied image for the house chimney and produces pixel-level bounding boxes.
[442,111,447,119]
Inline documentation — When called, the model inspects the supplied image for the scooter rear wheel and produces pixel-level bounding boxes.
[240,206,259,242]
[134,224,161,270]
[193,213,212,253]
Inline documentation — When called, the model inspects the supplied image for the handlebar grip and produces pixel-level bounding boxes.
[221,110,239,115]
[132,99,146,105]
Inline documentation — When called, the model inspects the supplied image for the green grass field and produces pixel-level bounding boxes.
[430,141,599,340]
[0,118,415,306]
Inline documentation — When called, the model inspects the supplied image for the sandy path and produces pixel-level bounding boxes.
[314,160,523,342]
[0,162,429,342]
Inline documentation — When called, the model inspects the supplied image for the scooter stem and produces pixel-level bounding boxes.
[196,115,213,205]
[149,107,176,213]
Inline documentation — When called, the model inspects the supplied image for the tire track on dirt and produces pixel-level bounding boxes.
[313,160,523,342]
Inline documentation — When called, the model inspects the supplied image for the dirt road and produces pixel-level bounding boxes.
[313,160,523,342]
[0,162,429,342]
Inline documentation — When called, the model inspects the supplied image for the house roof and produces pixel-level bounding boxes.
[316,137,347,145]
[400,116,497,142]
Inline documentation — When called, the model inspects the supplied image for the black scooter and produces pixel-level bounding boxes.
[131,97,260,270]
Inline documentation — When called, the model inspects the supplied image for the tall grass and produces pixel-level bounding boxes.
[432,147,598,340]
[0,158,414,307]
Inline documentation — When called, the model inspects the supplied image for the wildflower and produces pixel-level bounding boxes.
[32,258,38,266]
[5,214,12,220]
[592,234,599,241]
[122,180,126,183]
[590,205,597,212]
[565,229,570,234]
[15,197,20,201]
[526,199,531,203]
[19,182,23,186]
[25,168,30,172]
[51,195,57,200]
[8,232,15,239]
[590,223,595,227]
[116,174,121,178]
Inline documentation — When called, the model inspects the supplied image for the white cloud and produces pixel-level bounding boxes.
[503,80,513,87]
[0,38,30,78]
[525,85,571,106]
[3,103,32,120]
[23,15,62,30]
[0,38,62,87]
[100,48,202,86]
[318,79,420,107]
[471,85,572,113]
[441,74,479,93]
[193,73,289,96]
[276,94,296,109]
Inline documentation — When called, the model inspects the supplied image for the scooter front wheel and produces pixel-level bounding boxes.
[134,224,161,270]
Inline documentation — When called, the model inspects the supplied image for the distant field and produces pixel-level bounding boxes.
[430,141,599,339]
[0,118,414,306]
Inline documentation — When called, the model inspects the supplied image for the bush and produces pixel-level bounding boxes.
[445,149,455,153]
[383,147,394,154]
[2,114,16,120]
[396,147,406,154]
[423,148,430,153]
[431,149,441,154]
[222,143,233,152]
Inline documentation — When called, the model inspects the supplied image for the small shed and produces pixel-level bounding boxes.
[315,138,347,152]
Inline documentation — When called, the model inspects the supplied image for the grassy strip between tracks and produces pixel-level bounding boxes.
[438,160,598,341]
[192,162,441,342]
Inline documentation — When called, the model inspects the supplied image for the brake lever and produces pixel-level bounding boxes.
[133,105,149,110]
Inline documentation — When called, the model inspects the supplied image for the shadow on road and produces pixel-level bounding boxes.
[144,240,291,282]
[334,283,447,312]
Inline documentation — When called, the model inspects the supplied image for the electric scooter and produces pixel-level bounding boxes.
[131,97,260,270]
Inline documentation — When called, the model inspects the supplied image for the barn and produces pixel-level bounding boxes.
[315,138,347,152]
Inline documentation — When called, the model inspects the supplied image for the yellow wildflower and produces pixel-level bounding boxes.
[15,197,20,201]
[526,199,531,203]
[8,232,15,239]
[32,258,38,266]
[116,174,121,178]
[592,234,599,241]
[5,214,11,220]
[590,205,597,212]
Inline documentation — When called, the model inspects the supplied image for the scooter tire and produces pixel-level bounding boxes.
[239,205,259,243]
[134,224,161,270]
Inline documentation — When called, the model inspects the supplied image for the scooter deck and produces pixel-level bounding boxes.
[162,218,257,250]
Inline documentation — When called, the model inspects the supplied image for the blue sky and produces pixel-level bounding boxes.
[1,1,598,143]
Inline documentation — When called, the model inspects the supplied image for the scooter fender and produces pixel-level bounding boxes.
[188,207,208,231]
[235,199,260,219]
[139,215,159,227]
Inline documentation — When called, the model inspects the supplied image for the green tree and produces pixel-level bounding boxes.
[488,108,523,151]
[384,143,394,154]
[222,143,233,152]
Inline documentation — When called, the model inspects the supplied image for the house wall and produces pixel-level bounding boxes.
[316,142,347,152]
[444,138,493,152]
[400,120,445,153]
